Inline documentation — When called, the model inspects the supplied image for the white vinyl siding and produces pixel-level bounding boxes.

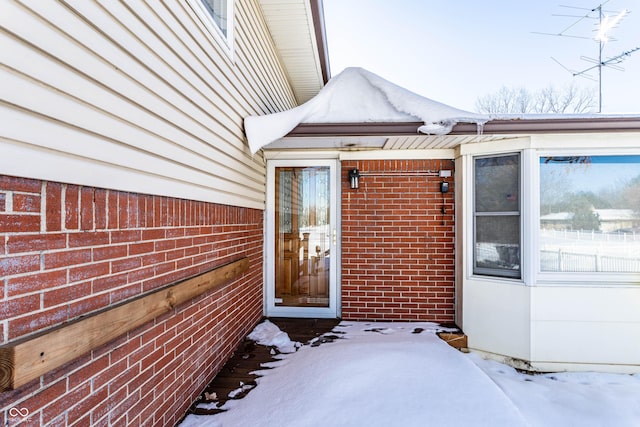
[0,0,298,210]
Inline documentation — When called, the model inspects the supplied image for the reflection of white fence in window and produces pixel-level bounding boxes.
[541,228,640,242]
[540,229,640,272]
[541,249,640,272]
[476,243,519,269]
[476,243,498,263]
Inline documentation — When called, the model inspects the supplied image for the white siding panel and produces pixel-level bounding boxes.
[531,321,640,366]
[1,58,262,191]
[530,286,640,366]
[0,104,261,199]
[463,279,531,361]
[165,0,293,119]
[0,137,258,208]
[235,0,296,113]
[0,0,298,209]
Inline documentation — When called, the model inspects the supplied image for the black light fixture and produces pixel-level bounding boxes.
[348,168,360,189]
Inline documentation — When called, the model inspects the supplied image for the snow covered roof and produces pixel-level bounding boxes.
[541,212,574,221]
[595,209,639,221]
[244,67,489,153]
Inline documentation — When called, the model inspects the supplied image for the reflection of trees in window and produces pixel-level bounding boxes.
[540,156,593,216]
[299,168,329,229]
[542,156,591,165]
[570,201,600,231]
[540,156,640,227]
[541,190,604,231]
[539,155,640,273]
[624,175,640,214]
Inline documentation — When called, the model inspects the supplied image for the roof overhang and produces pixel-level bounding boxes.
[287,116,640,137]
[264,116,640,151]
[258,0,330,104]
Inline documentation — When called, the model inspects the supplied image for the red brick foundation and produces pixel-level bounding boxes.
[0,175,263,426]
[341,160,455,322]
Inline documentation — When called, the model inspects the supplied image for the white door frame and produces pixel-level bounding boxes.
[265,159,340,318]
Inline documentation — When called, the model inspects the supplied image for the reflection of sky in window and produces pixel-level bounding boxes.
[540,155,640,192]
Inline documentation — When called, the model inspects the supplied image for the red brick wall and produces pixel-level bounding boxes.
[341,160,455,322]
[0,175,263,426]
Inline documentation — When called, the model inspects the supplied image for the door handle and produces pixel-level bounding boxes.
[333,228,337,246]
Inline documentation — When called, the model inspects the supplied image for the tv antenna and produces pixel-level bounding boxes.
[533,1,639,112]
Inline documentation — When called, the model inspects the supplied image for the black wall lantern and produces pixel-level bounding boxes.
[348,168,361,189]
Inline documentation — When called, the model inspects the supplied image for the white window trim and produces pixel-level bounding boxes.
[535,149,640,285]
[188,0,234,55]
[521,149,536,286]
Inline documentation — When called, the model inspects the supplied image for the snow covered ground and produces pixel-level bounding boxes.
[180,321,640,427]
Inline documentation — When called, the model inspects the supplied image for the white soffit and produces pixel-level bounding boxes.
[382,134,523,150]
[259,0,325,104]
[265,136,388,150]
[265,133,519,151]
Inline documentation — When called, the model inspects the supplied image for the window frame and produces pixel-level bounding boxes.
[472,152,523,279]
[189,0,234,53]
[535,150,640,283]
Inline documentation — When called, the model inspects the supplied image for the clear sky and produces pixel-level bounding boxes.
[323,0,640,114]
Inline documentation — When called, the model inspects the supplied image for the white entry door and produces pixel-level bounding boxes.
[265,159,339,318]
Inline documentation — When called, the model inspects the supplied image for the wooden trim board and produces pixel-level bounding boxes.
[0,257,249,392]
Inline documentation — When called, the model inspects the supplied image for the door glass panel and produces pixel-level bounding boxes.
[275,167,330,307]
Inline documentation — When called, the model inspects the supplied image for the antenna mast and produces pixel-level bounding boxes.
[534,2,638,112]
